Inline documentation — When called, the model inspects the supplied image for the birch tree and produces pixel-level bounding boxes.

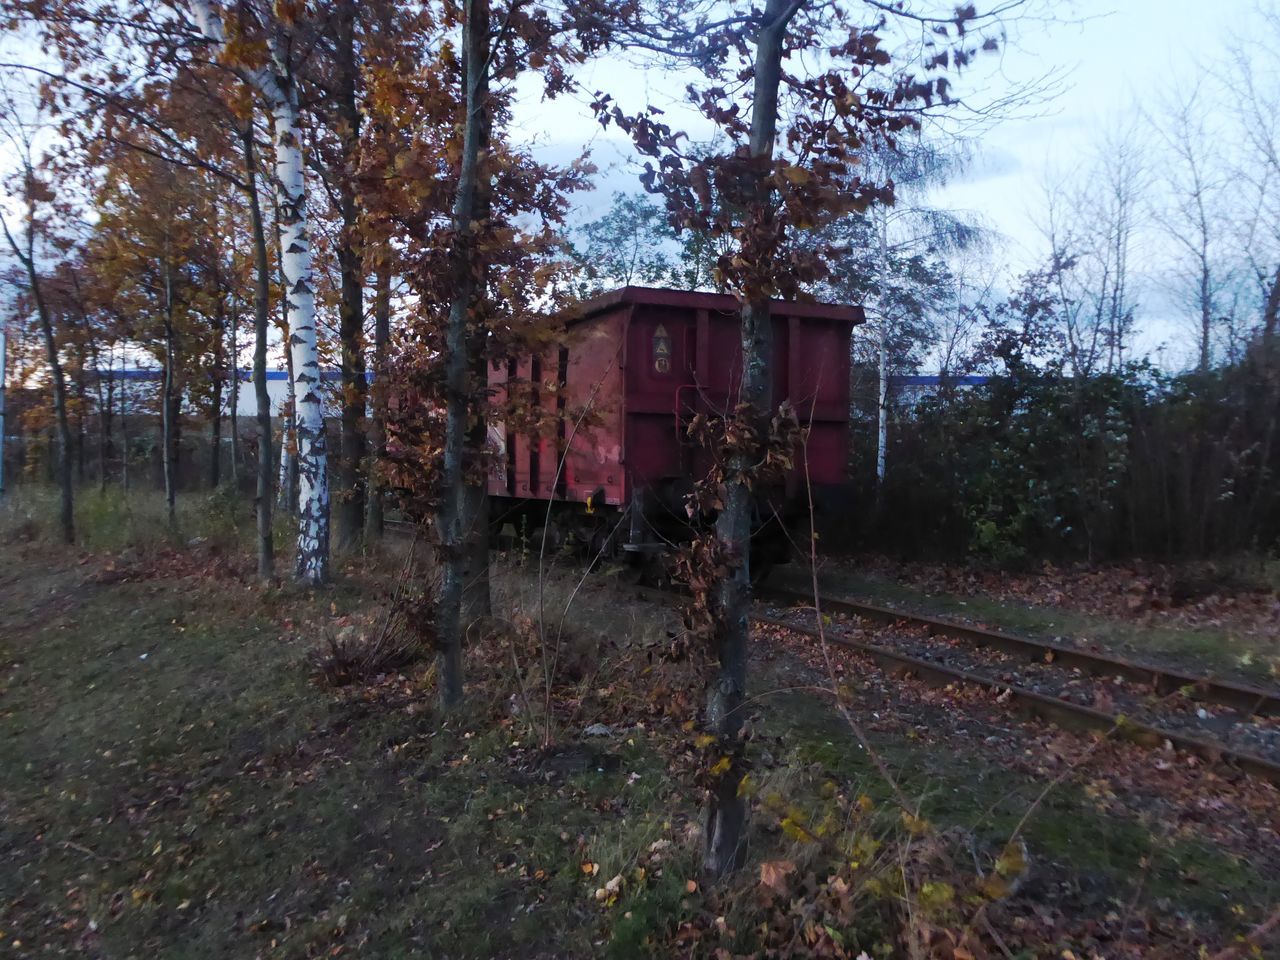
[814,138,983,488]
[299,0,372,550]
[188,0,329,583]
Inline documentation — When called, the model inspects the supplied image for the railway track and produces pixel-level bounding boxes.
[759,586,1280,718]
[756,586,1280,788]
[381,524,1280,787]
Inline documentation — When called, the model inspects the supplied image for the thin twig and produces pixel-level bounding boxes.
[798,387,912,812]
[536,357,617,745]
[58,840,122,863]
[366,526,419,663]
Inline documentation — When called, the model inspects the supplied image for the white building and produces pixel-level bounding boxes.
[109,368,362,419]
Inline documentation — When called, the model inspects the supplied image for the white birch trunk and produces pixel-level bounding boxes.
[228,301,239,483]
[876,327,887,486]
[270,76,328,583]
[875,207,890,487]
[189,0,328,583]
[278,408,294,503]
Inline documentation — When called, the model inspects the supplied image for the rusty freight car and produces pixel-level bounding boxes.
[487,286,863,574]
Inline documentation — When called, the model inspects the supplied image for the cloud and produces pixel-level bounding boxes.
[957,145,1023,184]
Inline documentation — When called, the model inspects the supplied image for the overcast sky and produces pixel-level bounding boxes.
[513,0,1263,365]
[2,2,1265,371]
[936,0,1250,261]
[524,1,1248,249]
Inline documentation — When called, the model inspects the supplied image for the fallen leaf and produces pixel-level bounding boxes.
[758,859,795,893]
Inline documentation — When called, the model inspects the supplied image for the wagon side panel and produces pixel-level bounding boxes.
[561,309,627,506]
[786,315,852,487]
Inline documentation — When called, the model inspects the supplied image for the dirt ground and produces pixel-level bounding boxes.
[3,514,1279,957]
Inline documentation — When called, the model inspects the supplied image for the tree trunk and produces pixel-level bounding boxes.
[876,327,888,485]
[162,257,178,527]
[26,257,74,542]
[703,0,792,879]
[228,299,240,485]
[1199,259,1212,374]
[364,265,390,542]
[267,44,328,584]
[119,353,130,493]
[209,297,225,490]
[435,0,491,707]
[278,340,298,514]
[459,127,496,625]
[333,0,367,551]
[188,0,322,577]
[242,121,275,580]
[272,181,300,516]
[875,207,890,489]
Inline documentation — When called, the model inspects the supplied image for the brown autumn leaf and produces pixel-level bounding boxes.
[758,859,796,893]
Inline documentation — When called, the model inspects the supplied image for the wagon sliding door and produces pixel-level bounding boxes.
[784,314,852,494]
[624,304,694,496]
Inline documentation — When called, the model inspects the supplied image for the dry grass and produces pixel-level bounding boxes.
[3,503,1278,957]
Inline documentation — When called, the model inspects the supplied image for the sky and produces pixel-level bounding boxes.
[520,0,1249,250]
[513,0,1263,366]
[1,1,1265,372]
[933,0,1248,265]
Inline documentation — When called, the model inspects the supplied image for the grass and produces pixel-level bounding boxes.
[0,489,695,958]
[2,484,1278,957]
[775,562,1280,683]
[0,482,300,557]
[0,549,624,957]
[771,691,1270,922]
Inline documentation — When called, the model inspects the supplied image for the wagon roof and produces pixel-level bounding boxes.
[563,285,866,326]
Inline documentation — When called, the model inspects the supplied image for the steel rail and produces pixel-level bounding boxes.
[380,526,1280,785]
[753,609,1280,789]
[759,586,1280,719]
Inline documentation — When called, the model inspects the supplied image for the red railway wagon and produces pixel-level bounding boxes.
[487,285,864,569]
